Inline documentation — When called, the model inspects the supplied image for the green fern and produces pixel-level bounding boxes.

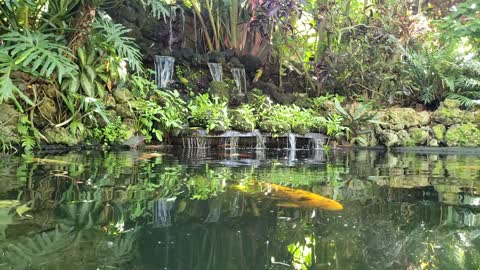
[16,115,39,154]
[1,30,77,82]
[92,17,143,73]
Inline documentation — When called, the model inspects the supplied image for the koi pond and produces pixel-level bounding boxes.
[0,149,480,269]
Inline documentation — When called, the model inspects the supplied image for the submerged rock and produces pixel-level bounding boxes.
[445,123,480,146]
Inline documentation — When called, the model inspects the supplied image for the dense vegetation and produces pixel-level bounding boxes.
[0,0,479,152]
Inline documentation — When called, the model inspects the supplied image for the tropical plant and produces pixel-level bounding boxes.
[188,94,230,133]
[333,99,382,144]
[230,104,256,132]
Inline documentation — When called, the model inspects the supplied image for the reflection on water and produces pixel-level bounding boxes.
[0,149,480,269]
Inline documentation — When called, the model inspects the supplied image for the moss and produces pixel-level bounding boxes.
[44,127,81,146]
[113,87,134,104]
[397,130,414,146]
[385,108,420,130]
[378,130,400,147]
[209,81,230,100]
[409,127,429,145]
[432,102,473,126]
[432,124,446,141]
[442,98,461,109]
[445,123,480,146]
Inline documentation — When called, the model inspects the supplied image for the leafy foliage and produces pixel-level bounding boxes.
[92,17,143,74]
[1,30,77,81]
[188,94,230,133]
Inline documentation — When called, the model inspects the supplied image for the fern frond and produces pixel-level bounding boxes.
[92,17,143,73]
[1,30,77,82]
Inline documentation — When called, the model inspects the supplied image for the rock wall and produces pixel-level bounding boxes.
[373,99,480,147]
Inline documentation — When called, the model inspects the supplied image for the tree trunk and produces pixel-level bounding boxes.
[68,3,96,56]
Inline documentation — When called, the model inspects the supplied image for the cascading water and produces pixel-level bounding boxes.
[168,6,186,51]
[255,134,266,149]
[208,62,223,82]
[154,56,175,89]
[231,68,247,95]
[153,197,176,227]
[287,133,296,150]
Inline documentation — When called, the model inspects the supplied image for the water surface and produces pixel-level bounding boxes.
[0,149,479,270]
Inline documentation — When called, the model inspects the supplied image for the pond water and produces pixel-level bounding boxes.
[0,149,480,270]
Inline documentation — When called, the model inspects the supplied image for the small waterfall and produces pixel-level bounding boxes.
[231,68,247,95]
[287,133,296,150]
[255,134,266,149]
[154,56,175,89]
[168,6,185,51]
[208,62,223,82]
[153,197,176,227]
[308,133,326,150]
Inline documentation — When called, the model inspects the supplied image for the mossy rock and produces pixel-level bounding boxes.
[443,99,461,109]
[0,125,21,145]
[432,124,446,142]
[417,111,431,126]
[378,129,400,147]
[432,103,473,126]
[44,127,81,146]
[115,103,135,119]
[409,127,429,145]
[0,104,21,125]
[396,130,412,146]
[384,108,420,131]
[113,87,134,104]
[445,123,480,146]
[209,81,230,100]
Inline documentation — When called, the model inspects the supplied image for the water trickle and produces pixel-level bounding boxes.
[168,6,186,51]
[255,134,266,149]
[154,56,175,89]
[208,62,223,82]
[231,68,247,95]
[153,197,176,227]
[288,133,296,150]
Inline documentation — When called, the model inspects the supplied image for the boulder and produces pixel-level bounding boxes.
[113,87,134,104]
[384,108,420,130]
[0,125,21,145]
[0,104,21,125]
[432,124,446,142]
[443,99,461,109]
[115,103,135,119]
[409,127,429,145]
[445,123,480,146]
[378,129,400,147]
[432,101,473,126]
[428,139,439,147]
[43,127,81,146]
[397,130,414,146]
[417,111,431,126]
